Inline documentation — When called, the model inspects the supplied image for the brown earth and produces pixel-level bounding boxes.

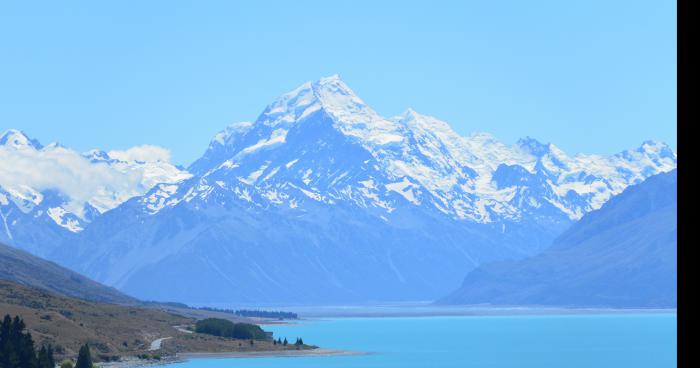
[0,280,313,362]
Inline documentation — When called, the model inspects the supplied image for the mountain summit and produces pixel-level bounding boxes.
[43,76,676,304]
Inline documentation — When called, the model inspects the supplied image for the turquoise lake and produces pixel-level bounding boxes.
[169,313,676,367]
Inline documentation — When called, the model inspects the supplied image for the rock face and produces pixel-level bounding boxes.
[40,76,675,305]
[440,169,677,308]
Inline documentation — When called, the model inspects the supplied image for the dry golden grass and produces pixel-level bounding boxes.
[0,280,313,362]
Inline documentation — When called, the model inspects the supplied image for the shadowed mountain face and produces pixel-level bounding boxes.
[0,242,136,305]
[440,170,677,308]
[47,76,675,305]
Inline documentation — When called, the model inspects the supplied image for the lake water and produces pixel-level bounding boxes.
[169,313,676,368]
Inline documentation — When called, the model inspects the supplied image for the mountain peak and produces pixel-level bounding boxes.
[517,136,551,156]
[316,73,343,85]
[257,75,379,132]
[638,140,674,154]
[0,129,42,150]
[82,149,113,163]
[310,74,366,111]
[401,108,420,119]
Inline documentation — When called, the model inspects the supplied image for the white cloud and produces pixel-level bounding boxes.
[0,141,188,217]
[108,145,172,163]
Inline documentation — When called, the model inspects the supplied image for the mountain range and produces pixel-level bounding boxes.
[0,129,189,256]
[439,169,677,307]
[0,75,676,304]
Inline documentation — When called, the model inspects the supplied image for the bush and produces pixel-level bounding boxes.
[60,360,74,368]
[194,318,267,340]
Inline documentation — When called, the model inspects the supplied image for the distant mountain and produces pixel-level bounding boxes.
[0,242,136,304]
[439,169,677,308]
[0,129,190,256]
[51,76,676,304]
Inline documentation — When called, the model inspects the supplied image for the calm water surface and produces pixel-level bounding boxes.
[169,313,676,368]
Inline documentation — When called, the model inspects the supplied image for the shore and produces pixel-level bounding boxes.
[97,348,366,367]
[179,348,366,359]
[265,304,677,318]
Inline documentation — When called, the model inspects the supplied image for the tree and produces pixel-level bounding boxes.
[283,338,288,346]
[60,359,74,368]
[75,344,92,368]
[37,346,50,368]
[0,314,38,368]
[47,345,55,368]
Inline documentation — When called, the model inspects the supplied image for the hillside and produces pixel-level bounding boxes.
[0,242,135,305]
[439,170,677,308]
[0,280,313,362]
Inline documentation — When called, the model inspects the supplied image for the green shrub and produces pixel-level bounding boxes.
[194,318,267,340]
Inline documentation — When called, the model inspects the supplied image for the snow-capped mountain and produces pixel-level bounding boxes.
[184,75,675,226]
[53,76,676,304]
[439,169,677,307]
[0,129,190,255]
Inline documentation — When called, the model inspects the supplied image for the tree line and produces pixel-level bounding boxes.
[0,314,93,368]
[194,318,267,340]
[195,307,298,320]
[0,315,54,368]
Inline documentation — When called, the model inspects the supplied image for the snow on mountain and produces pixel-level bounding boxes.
[53,76,676,304]
[175,75,676,226]
[0,129,190,255]
[439,169,677,307]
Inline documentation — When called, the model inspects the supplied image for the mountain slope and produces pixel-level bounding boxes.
[0,242,136,304]
[439,169,677,307]
[53,76,676,305]
[0,279,189,359]
[0,129,191,256]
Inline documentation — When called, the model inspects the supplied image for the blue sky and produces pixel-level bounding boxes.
[0,1,676,166]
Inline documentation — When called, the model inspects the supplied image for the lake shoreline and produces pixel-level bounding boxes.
[179,348,367,359]
[97,348,366,367]
[260,305,677,319]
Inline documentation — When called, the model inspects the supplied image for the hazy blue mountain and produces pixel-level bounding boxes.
[439,169,677,308]
[0,242,136,304]
[48,76,675,305]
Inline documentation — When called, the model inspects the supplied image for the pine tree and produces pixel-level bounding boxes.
[283,338,288,346]
[38,346,49,368]
[37,345,55,368]
[75,344,92,368]
[47,345,55,368]
[0,314,39,368]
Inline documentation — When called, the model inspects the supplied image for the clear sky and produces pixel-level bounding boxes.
[0,1,676,166]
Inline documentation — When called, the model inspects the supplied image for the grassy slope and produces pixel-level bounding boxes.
[0,280,313,362]
[0,242,135,305]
